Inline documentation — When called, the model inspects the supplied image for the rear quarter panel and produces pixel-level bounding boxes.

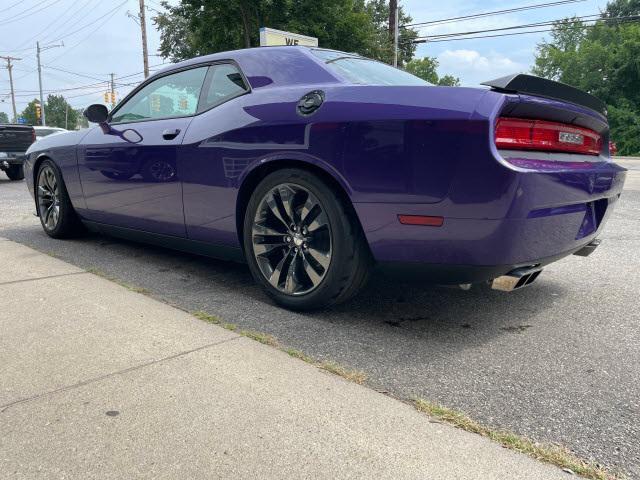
[179,83,492,247]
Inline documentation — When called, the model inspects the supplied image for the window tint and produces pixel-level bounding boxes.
[111,67,208,123]
[310,49,430,86]
[199,63,248,111]
[36,129,56,138]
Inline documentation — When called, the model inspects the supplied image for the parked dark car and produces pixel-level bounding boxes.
[23,46,626,310]
[1,124,35,180]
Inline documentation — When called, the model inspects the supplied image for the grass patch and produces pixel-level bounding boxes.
[240,330,280,347]
[192,310,237,331]
[128,285,151,295]
[86,267,150,294]
[414,398,617,480]
[191,310,367,385]
[284,347,314,363]
[318,361,368,385]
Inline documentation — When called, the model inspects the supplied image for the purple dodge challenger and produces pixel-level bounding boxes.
[24,46,626,310]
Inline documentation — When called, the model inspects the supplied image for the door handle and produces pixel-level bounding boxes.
[162,128,181,140]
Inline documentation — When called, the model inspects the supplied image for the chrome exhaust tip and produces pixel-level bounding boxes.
[573,238,601,257]
[491,266,542,292]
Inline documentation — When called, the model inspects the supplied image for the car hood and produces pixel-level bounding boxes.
[27,128,92,154]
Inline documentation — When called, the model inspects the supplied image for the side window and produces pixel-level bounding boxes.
[199,63,248,112]
[111,67,208,123]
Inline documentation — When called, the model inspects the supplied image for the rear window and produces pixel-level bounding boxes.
[311,49,430,86]
[35,129,57,138]
[199,63,248,112]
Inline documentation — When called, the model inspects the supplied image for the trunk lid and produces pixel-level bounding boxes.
[482,73,606,118]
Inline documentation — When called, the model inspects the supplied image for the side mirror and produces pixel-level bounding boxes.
[84,104,109,124]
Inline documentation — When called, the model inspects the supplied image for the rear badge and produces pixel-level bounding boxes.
[559,132,584,145]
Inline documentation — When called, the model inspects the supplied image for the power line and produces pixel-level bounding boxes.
[117,62,170,80]
[402,0,586,29]
[65,87,108,99]
[46,0,129,45]
[5,80,108,97]
[44,1,129,65]
[37,0,94,42]
[408,16,640,44]
[0,0,64,27]
[44,65,107,82]
[12,0,89,50]
[1,0,26,13]
[416,14,604,41]
[1,1,119,55]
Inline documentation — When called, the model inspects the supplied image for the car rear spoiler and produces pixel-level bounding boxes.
[481,74,607,117]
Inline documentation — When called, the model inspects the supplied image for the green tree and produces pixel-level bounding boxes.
[76,108,89,129]
[20,95,79,129]
[532,2,640,155]
[362,0,417,65]
[0,111,9,123]
[20,99,41,126]
[155,0,418,65]
[405,57,460,86]
[43,94,78,129]
[437,74,460,87]
[602,0,640,17]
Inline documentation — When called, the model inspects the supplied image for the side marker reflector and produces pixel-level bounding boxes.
[398,215,444,227]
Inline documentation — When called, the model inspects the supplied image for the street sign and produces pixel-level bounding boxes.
[17,117,26,124]
[259,27,318,47]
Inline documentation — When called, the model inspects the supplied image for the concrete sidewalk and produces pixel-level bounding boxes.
[0,239,566,479]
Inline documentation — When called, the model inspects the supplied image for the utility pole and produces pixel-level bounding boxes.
[139,0,149,78]
[110,73,116,109]
[391,1,399,67]
[0,55,20,122]
[36,42,45,125]
[36,41,64,126]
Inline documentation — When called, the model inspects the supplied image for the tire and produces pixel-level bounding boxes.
[243,168,372,310]
[5,164,24,181]
[36,159,84,238]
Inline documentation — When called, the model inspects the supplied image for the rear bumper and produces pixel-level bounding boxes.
[355,159,626,282]
[0,152,26,167]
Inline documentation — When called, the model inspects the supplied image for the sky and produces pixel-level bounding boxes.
[405,0,610,84]
[0,0,611,121]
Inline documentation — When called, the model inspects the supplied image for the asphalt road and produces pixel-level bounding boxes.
[2,159,639,477]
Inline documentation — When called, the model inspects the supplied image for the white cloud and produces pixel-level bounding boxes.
[436,49,527,86]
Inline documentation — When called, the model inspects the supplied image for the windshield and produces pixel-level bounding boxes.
[311,49,430,86]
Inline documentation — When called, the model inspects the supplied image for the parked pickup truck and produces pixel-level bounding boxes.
[0,124,35,181]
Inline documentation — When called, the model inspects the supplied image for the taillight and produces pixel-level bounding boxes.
[31,128,36,144]
[495,117,602,155]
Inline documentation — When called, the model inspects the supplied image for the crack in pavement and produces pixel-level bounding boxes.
[0,335,241,413]
[0,271,88,286]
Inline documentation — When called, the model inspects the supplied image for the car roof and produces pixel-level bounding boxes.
[153,46,344,88]
[155,45,319,73]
